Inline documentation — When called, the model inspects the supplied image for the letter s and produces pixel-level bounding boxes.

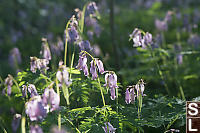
[188,103,198,116]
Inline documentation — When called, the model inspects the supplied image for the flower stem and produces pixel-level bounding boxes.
[56,78,61,130]
[66,119,81,133]
[116,86,119,113]
[64,21,71,66]
[97,77,106,106]
[21,112,26,133]
[69,44,76,80]
[80,4,87,33]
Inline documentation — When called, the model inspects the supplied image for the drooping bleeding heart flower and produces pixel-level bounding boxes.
[25,96,47,121]
[125,86,136,104]
[8,47,22,69]
[96,59,104,74]
[125,88,131,104]
[104,73,118,100]
[12,114,21,132]
[68,26,79,43]
[130,88,136,104]
[87,2,98,15]
[36,59,49,74]
[30,57,49,74]
[129,28,141,39]
[30,125,43,133]
[102,122,116,133]
[176,54,183,65]
[110,87,116,100]
[155,19,168,31]
[85,17,101,37]
[41,38,51,61]
[130,28,153,49]
[78,40,92,51]
[90,60,98,80]
[76,54,89,77]
[5,75,13,96]
[56,62,71,86]
[42,88,60,112]
[164,11,173,23]
[133,33,144,47]
[144,32,153,45]
[22,85,27,97]
[135,79,146,98]
[28,84,38,97]
[30,57,38,73]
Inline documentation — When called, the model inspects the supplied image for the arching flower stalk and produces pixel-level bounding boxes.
[77,50,106,106]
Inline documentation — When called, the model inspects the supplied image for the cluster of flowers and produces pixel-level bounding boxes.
[129,28,153,49]
[66,2,101,53]
[85,2,101,39]
[125,79,146,104]
[76,52,118,100]
[66,15,92,52]
[30,57,49,74]
[8,83,60,132]
[23,84,60,121]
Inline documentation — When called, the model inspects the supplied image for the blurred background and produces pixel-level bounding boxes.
[1,0,200,100]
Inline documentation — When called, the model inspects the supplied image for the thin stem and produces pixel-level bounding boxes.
[116,86,118,113]
[64,21,71,66]
[56,78,61,130]
[97,77,106,106]
[80,4,87,33]
[21,112,26,133]
[69,44,76,80]
[66,119,81,133]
